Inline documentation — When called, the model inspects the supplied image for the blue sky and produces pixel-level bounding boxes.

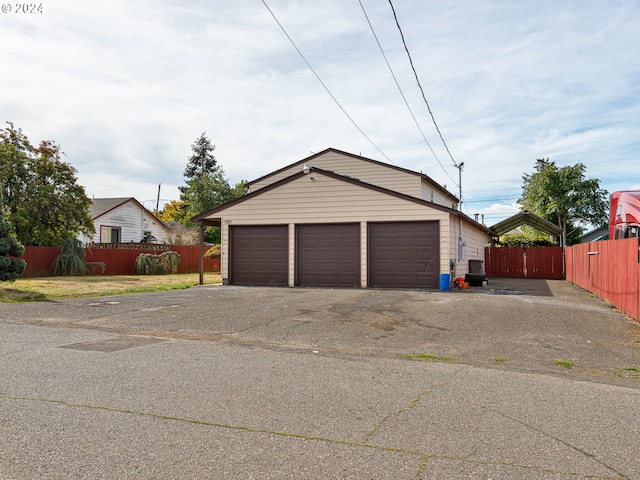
[2,0,639,226]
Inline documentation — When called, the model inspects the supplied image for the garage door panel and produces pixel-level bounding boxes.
[296,224,360,287]
[368,222,439,289]
[230,225,288,286]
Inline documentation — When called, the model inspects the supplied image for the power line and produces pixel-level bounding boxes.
[465,197,519,203]
[357,0,456,185]
[261,0,395,165]
[387,0,457,169]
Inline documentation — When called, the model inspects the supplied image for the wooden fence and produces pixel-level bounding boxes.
[485,246,564,279]
[19,245,220,277]
[565,238,639,321]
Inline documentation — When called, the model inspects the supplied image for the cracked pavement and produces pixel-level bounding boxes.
[1,279,639,478]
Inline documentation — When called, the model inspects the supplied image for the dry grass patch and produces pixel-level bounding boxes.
[0,273,222,302]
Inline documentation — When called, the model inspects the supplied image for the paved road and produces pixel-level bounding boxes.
[1,279,639,478]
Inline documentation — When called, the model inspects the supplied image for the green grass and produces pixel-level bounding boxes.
[0,273,222,302]
[491,357,507,363]
[405,353,459,362]
[554,359,575,369]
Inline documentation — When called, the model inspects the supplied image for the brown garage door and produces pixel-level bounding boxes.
[368,221,439,289]
[230,225,288,286]
[296,223,360,287]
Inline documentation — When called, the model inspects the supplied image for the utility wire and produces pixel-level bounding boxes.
[387,0,458,169]
[261,0,395,165]
[358,0,455,185]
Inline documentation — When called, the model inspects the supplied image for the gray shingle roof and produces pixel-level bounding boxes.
[88,198,133,219]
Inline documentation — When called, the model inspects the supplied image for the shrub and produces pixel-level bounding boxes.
[204,244,221,258]
[0,206,26,282]
[134,251,180,275]
[50,238,105,276]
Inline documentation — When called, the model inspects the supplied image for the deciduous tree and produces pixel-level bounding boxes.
[519,158,608,245]
[0,123,94,246]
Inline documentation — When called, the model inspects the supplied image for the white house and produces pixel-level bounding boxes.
[193,148,492,289]
[79,197,169,244]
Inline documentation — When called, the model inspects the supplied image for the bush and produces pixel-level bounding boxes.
[204,245,221,258]
[0,194,27,282]
[134,251,180,275]
[50,238,105,276]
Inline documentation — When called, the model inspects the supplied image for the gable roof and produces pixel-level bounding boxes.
[489,211,563,237]
[247,147,459,203]
[89,198,134,219]
[89,197,169,230]
[193,166,491,234]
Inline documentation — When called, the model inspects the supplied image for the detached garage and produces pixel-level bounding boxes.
[192,148,492,289]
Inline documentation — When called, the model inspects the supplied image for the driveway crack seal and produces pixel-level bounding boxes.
[365,387,435,443]
[491,409,630,480]
[0,394,624,479]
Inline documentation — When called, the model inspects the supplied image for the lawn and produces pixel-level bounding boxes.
[0,273,222,302]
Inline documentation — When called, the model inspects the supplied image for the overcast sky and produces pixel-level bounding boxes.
[2,0,639,226]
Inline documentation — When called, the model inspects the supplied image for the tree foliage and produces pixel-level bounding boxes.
[0,123,95,246]
[174,133,248,243]
[519,158,608,245]
[0,189,26,282]
[49,238,105,276]
[134,251,180,275]
[496,228,556,248]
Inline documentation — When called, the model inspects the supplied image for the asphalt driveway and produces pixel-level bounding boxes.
[2,278,639,386]
[2,278,640,479]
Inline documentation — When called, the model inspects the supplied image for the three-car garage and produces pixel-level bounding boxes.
[228,221,440,289]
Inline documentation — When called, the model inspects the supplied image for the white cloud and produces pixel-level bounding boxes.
[1,0,639,223]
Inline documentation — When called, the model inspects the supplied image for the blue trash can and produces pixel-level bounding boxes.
[439,273,450,291]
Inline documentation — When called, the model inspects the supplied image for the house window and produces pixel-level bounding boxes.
[100,226,121,243]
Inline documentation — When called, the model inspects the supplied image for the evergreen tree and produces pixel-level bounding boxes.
[183,132,219,179]
[177,133,247,243]
[0,190,26,282]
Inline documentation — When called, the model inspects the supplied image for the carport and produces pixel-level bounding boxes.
[486,211,565,279]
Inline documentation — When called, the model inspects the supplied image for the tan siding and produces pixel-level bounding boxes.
[251,151,422,199]
[288,223,295,286]
[421,179,457,209]
[447,215,492,277]
[211,172,459,281]
[360,221,367,286]
[461,222,490,276]
[221,222,229,280]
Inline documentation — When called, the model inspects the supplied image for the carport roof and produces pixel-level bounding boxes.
[489,211,563,237]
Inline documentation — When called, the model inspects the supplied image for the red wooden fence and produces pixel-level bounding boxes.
[565,238,639,321]
[485,246,524,277]
[485,246,563,279]
[19,245,220,277]
[525,246,564,279]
